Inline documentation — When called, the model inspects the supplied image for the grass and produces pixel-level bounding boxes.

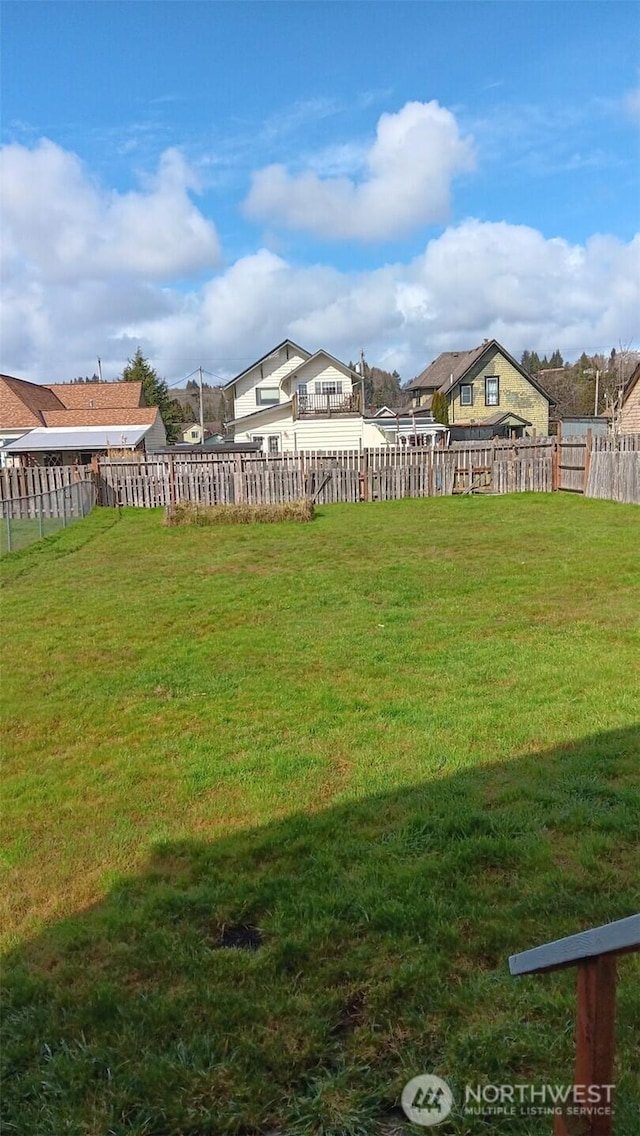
[1,494,639,1135]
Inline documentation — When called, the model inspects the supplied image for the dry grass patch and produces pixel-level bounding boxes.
[164,500,315,526]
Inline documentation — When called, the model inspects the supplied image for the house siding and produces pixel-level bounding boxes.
[234,410,385,452]
[621,383,640,434]
[233,350,307,419]
[143,415,168,452]
[283,358,355,396]
[449,348,550,435]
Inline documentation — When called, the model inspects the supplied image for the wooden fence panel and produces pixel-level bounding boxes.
[557,436,588,492]
[586,451,640,504]
[0,464,87,502]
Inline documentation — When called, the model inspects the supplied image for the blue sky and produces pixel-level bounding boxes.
[2,1,639,383]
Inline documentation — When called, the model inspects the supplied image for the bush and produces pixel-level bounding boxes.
[164,500,315,526]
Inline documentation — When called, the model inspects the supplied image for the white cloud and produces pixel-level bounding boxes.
[0,139,221,284]
[244,101,475,241]
[1,138,638,385]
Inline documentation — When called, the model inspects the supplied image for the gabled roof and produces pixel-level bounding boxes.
[285,349,361,384]
[407,344,488,392]
[48,381,145,408]
[223,340,311,389]
[453,411,533,428]
[408,339,556,404]
[0,374,147,430]
[0,374,65,428]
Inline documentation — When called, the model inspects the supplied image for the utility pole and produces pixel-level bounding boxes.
[359,348,366,412]
[97,357,103,382]
[594,368,599,417]
[198,365,205,446]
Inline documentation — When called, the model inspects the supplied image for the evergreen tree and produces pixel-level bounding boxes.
[549,349,564,368]
[431,391,449,425]
[119,348,180,444]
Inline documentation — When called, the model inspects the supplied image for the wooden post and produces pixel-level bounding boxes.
[168,453,176,507]
[553,421,562,492]
[583,429,593,495]
[361,447,369,502]
[554,956,616,1136]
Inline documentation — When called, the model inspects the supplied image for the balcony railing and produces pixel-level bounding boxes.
[292,390,362,419]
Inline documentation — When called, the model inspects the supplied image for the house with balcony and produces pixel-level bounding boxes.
[224,341,400,452]
[406,340,555,440]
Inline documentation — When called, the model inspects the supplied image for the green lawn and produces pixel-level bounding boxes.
[2,496,639,1135]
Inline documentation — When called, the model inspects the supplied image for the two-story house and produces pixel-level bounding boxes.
[406,340,555,440]
[224,341,406,453]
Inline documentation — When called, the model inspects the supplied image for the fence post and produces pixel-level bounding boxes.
[168,453,176,507]
[552,421,562,491]
[61,487,67,527]
[38,493,44,538]
[4,500,11,553]
[583,428,593,495]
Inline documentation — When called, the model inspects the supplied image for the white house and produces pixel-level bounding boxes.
[224,340,447,453]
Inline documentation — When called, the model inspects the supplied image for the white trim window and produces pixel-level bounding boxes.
[460,384,473,407]
[267,435,280,454]
[315,380,343,395]
[485,376,500,406]
[256,387,280,406]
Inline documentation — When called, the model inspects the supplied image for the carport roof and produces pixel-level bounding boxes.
[0,425,151,451]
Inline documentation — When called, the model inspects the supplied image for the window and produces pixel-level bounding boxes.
[268,435,280,454]
[460,384,473,407]
[314,380,343,395]
[256,387,280,406]
[252,435,264,449]
[485,376,500,406]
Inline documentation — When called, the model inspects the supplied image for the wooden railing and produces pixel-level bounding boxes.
[509,914,640,1135]
[292,390,362,418]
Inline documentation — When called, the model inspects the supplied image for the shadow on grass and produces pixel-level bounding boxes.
[2,728,639,1135]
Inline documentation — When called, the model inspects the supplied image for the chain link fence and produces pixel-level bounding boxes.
[0,479,96,555]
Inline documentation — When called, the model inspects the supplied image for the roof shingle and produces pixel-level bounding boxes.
[0,374,65,428]
[406,344,488,392]
[42,407,159,427]
[47,382,145,409]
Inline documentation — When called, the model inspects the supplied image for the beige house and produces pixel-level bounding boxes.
[225,340,401,452]
[407,340,555,439]
[621,364,640,434]
[180,423,208,444]
[0,375,166,465]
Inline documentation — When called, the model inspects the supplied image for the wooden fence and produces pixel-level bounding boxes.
[2,435,639,509]
[93,448,459,507]
[0,463,90,503]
